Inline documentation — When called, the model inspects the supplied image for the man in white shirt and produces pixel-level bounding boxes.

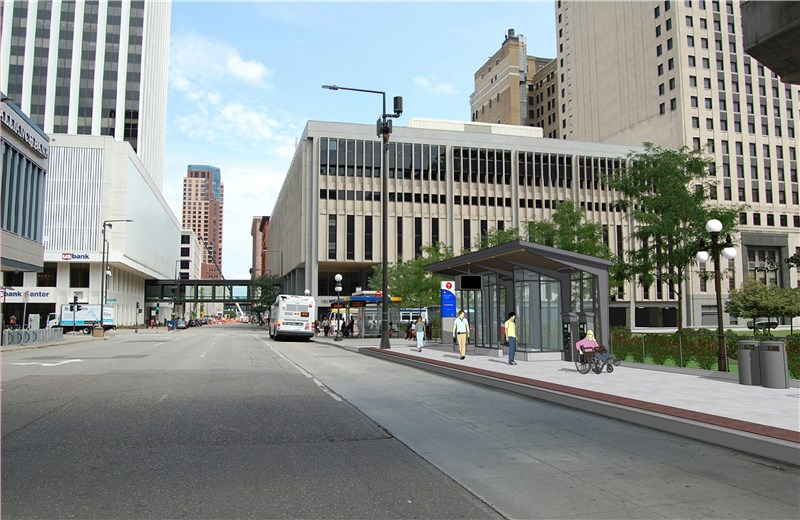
[452,309,470,360]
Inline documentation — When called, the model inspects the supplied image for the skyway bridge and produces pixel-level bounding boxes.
[145,279,259,305]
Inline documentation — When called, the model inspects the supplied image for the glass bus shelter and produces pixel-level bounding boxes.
[425,240,611,360]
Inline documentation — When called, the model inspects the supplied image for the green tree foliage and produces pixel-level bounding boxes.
[525,201,612,259]
[253,274,283,310]
[476,227,520,249]
[609,143,740,331]
[725,279,800,334]
[369,242,454,309]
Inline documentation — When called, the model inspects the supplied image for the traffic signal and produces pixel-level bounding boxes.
[73,295,78,304]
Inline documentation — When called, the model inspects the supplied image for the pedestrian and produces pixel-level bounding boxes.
[323,317,330,336]
[9,315,17,329]
[415,316,425,352]
[452,309,469,360]
[406,322,414,340]
[504,311,517,365]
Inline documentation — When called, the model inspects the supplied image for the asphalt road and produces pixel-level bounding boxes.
[3,325,798,519]
[1,325,500,519]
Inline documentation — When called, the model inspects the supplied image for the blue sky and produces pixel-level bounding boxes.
[163,1,557,279]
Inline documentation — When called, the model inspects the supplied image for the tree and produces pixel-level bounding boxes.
[526,201,612,259]
[476,227,520,250]
[726,279,799,334]
[369,242,454,309]
[253,274,282,311]
[608,143,740,331]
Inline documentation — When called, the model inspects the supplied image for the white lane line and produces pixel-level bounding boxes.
[154,343,163,347]
[201,352,206,358]
[254,335,342,402]
[12,359,84,367]
[159,391,170,402]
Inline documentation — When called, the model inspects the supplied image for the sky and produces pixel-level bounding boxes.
[163,1,557,279]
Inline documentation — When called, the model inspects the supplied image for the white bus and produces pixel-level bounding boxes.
[268,294,316,340]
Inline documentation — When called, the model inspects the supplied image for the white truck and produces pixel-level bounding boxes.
[47,304,116,334]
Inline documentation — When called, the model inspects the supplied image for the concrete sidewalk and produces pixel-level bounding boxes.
[314,334,800,466]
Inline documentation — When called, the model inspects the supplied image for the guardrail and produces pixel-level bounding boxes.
[2,328,64,347]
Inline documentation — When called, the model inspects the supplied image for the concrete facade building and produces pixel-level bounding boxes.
[269,119,640,341]
[556,0,799,327]
[1,95,48,274]
[6,134,181,327]
[181,165,224,279]
[0,0,171,189]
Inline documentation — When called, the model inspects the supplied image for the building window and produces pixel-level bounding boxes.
[463,220,471,251]
[396,217,403,260]
[346,215,355,260]
[37,263,57,287]
[414,217,423,258]
[69,263,90,288]
[365,216,373,261]
[328,215,336,260]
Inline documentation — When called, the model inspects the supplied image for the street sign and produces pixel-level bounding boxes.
[107,298,117,302]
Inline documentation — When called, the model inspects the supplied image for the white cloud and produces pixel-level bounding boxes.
[170,32,273,97]
[414,76,459,95]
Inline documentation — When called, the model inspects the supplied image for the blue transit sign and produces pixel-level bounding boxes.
[441,280,456,318]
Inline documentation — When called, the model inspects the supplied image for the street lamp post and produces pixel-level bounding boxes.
[696,219,737,372]
[322,84,403,349]
[99,219,133,337]
[334,273,343,342]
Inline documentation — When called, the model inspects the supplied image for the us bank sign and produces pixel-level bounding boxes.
[62,252,90,261]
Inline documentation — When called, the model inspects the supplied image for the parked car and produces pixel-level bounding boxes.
[746,318,779,329]
[175,319,187,330]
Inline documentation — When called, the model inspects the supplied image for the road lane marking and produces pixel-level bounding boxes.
[159,391,171,402]
[12,359,84,367]
[201,352,206,358]
[254,336,342,402]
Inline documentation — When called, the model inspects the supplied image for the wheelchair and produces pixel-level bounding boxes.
[575,346,620,374]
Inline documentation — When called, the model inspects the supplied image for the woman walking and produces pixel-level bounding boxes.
[415,317,426,352]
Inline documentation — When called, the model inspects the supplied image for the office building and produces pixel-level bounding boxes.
[251,216,273,279]
[1,95,49,328]
[470,29,560,138]
[182,165,224,279]
[269,119,637,341]
[555,0,799,327]
[11,134,180,327]
[0,0,171,189]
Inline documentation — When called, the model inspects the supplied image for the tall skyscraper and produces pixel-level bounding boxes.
[182,165,224,279]
[0,0,171,188]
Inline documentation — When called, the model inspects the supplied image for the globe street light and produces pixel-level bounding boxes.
[334,273,343,342]
[696,219,737,372]
[322,84,403,350]
[99,219,133,336]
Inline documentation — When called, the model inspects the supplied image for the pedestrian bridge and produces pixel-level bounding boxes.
[144,279,258,304]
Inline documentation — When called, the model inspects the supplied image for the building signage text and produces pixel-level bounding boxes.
[1,108,48,159]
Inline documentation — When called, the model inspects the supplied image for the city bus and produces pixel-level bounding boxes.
[268,294,316,341]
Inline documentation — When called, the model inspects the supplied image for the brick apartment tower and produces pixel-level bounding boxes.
[182,165,224,279]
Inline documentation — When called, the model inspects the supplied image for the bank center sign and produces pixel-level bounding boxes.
[1,287,57,303]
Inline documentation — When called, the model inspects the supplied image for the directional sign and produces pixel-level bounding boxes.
[441,280,456,318]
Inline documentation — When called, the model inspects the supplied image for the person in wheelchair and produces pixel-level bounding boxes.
[581,330,610,362]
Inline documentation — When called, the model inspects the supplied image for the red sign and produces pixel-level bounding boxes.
[445,282,453,290]
[375,291,382,297]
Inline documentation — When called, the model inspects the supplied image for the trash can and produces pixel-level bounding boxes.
[736,340,761,385]
[759,341,789,389]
